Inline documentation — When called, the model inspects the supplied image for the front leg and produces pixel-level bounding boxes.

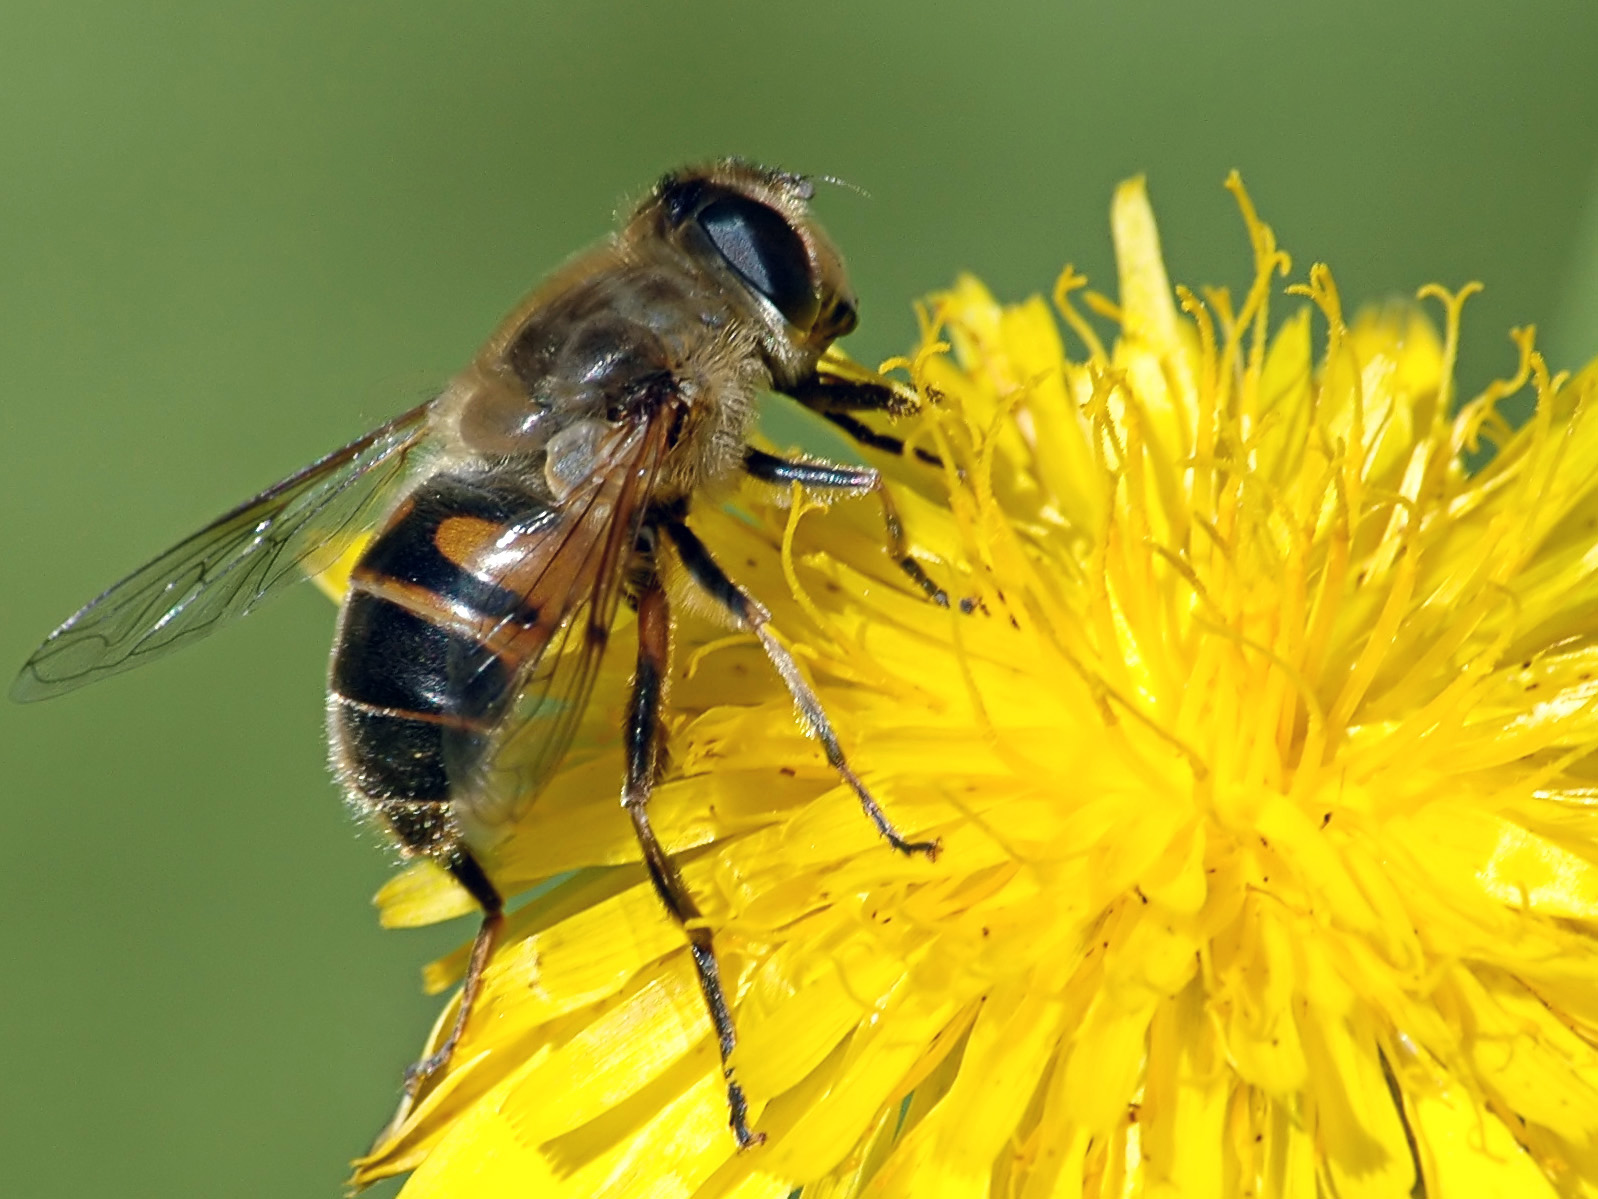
[743,447,949,607]
[782,355,946,468]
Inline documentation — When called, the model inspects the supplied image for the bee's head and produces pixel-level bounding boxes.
[641,159,859,386]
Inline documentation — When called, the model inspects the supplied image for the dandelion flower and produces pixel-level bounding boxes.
[353,175,1598,1197]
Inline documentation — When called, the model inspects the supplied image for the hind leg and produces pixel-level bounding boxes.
[622,572,764,1148]
[373,801,505,1124]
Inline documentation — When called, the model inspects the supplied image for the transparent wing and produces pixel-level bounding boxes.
[442,412,673,827]
[13,402,435,701]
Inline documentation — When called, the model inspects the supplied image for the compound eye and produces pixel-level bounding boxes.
[698,195,820,328]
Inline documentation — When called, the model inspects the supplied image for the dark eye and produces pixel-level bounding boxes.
[698,195,819,328]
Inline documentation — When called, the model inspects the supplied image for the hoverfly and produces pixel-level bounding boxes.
[13,160,946,1148]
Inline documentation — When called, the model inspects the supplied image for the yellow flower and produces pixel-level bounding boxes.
[353,175,1598,1197]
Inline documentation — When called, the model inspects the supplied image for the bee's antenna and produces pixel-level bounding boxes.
[815,173,872,201]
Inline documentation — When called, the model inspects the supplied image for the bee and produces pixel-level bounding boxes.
[13,159,946,1148]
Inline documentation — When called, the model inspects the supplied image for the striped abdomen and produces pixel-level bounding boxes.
[328,471,544,858]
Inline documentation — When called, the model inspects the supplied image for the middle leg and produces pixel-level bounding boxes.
[664,517,940,858]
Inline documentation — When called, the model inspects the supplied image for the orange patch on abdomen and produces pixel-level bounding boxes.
[433,514,505,566]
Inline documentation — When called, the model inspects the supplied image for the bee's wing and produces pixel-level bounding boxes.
[439,411,674,827]
[13,402,435,702]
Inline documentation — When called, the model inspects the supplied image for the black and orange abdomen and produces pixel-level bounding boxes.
[328,471,541,858]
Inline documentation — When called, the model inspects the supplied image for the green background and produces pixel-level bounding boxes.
[5,2,1598,1195]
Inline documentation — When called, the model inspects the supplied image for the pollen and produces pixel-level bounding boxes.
[354,174,1598,1198]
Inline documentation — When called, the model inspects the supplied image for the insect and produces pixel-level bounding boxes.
[13,159,946,1148]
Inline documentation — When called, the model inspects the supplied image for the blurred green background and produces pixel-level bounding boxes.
[5,2,1598,1195]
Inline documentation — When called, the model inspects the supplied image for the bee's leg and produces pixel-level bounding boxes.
[743,447,951,609]
[664,518,941,859]
[782,372,946,469]
[624,573,764,1150]
[821,411,945,467]
[399,849,504,1100]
